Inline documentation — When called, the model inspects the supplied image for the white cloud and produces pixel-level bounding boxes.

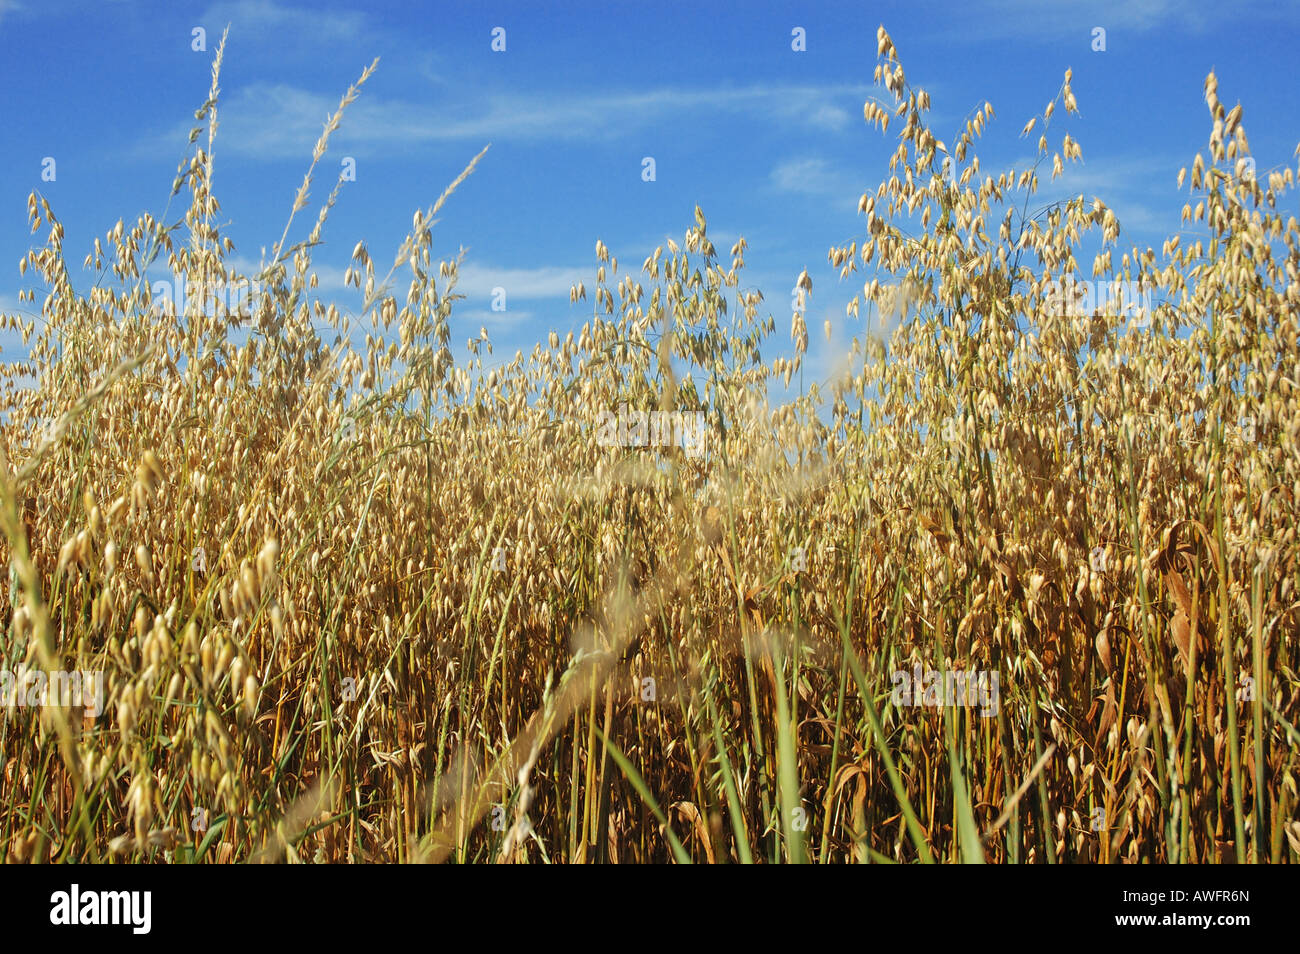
[140,81,874,159]
[938,0,1297,40]
[452,263,589,300]
[771,158,856,195]
[200,0,367,42]
[769,157,871,214]
[806,104,853,131]
[1034,153,1179,237]
[0,292,29,315]
[0,293,34,368]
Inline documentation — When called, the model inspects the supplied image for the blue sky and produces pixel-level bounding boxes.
[2,0,1298,387]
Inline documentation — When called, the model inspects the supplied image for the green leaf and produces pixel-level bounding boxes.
[595,728,692,864]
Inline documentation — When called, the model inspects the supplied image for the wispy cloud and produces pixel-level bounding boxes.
[0,292,35,368]
[771,158,862,195]
[199,0,367,43]
[769,157,870,213]
[0,292,31,318]
[1035,152,1180,237]
[138,81,873,159]
[453,263,587,301]
[937,0,1300,41]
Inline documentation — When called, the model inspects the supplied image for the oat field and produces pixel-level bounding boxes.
[2,28,1297,864]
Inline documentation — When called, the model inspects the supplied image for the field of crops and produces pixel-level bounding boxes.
[1,27,1297,863]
